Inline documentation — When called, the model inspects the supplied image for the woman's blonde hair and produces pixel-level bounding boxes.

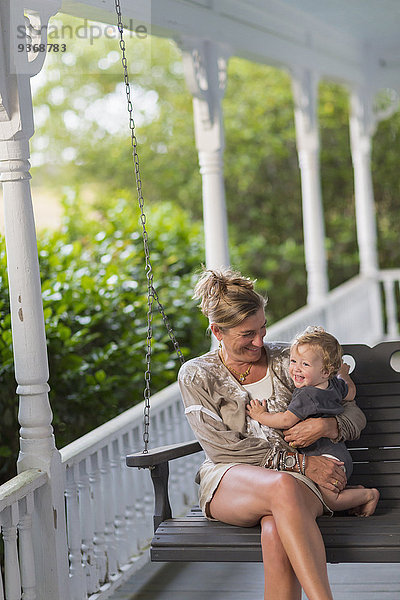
[193,267,267,329]
[292,326,342,377]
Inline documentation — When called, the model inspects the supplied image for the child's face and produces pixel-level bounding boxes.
[289,344,330,389]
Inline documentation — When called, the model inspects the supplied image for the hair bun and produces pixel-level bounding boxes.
[193,267,264,324]
[193,269,254,302]
[207,273,228,299]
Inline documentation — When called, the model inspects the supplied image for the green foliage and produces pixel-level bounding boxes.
[223,60,306,318]
[31,15,200,209]
[0,245,18,483]
[318,82,359,288]
[31,16,400,327]
[0,196,208,483]
[372,111,400,268]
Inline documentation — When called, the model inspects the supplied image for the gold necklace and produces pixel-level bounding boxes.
[219,351,252,383]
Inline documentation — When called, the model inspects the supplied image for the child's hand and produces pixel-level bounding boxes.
[337,360,350,379]
[246,398,267,420]
[337,359,356,401]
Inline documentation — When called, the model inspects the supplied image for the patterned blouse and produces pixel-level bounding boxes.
[178,342,366,466]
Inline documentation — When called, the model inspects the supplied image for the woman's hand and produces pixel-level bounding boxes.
[305,455,347,492]
[283,417,338,447]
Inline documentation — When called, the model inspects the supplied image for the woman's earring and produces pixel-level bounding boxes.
[218,341,222,350]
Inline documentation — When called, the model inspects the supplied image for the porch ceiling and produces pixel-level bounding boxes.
[280,0,400,46]
[58,0,400,89]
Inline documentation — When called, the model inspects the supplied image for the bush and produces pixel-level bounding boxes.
[0,195,209,483]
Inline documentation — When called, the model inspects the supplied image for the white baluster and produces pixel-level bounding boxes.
[65,465,85,600]
[129,428,148,549]
[166,403,181,481]
[383,279,399,339]
[18,493,36,600]
[3,503,21,600]
[89,452,107,585]
[0,546,4,600]
[177,398,200,505]
[142,421,155,533]
[101,446,118,579]
[121,432,140,559]
[154,407,184,514]
[77,459,96,595]
[110,439,128,568]
[151,413,161,448]
[165,404,175,446]
[142,467,154,538]
[166,404,185,515]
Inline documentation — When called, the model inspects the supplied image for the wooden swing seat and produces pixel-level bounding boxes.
[126,342,400,563]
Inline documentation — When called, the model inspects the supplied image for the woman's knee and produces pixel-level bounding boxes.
[270,472,299,500]
[233,470,302,515]
[260,516,296,578]
[261,516,286,556]
[269,473,307,508]
[270,473,323,518]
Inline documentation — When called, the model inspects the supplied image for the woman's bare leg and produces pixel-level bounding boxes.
[209,464,333,600]
[260,516,301,600]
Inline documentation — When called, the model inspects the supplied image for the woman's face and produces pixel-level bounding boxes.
[215,307,266,364]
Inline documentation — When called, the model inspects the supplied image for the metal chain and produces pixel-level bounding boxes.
[115,0,185,453]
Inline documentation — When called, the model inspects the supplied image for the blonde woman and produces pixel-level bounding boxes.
[178,268,366,600]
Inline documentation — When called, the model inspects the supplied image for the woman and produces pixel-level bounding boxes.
[178,268,366,600]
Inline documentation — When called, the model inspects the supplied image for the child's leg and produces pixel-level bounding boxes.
[321,486,380,516]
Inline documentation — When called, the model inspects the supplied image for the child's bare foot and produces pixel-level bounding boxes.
[349,488,380,517]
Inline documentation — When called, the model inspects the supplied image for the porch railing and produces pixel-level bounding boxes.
[379,269,400,340]
[60,381,204,600]
[266,270,400,345]
[0,469,48,600]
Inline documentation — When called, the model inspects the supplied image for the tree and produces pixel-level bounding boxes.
[0,196,208,484]
[30,14,400,324]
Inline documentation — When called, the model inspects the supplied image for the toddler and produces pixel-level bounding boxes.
[246,326,380,516]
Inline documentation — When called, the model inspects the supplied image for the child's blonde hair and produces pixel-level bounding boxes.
[291,326,342,377]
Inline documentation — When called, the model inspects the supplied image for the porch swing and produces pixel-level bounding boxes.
[114,1,400,564]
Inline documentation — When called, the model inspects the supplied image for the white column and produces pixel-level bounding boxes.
[181,39,231,269]
[0,2,70,599]
[292,68,329,305]
[349,87,379,276]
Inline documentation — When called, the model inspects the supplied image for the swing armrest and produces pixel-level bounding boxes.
[126,439,202,531]
[126,439,202,468]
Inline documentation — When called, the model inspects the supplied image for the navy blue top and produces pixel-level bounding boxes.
[288,377,353,477]
[289,377,347,420]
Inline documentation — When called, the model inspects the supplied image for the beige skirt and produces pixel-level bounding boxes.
[197,458,333,519]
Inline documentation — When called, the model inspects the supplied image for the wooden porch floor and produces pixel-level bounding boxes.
[112,561,400,599]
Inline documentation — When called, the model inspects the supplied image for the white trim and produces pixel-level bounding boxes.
[184,405,223,423]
